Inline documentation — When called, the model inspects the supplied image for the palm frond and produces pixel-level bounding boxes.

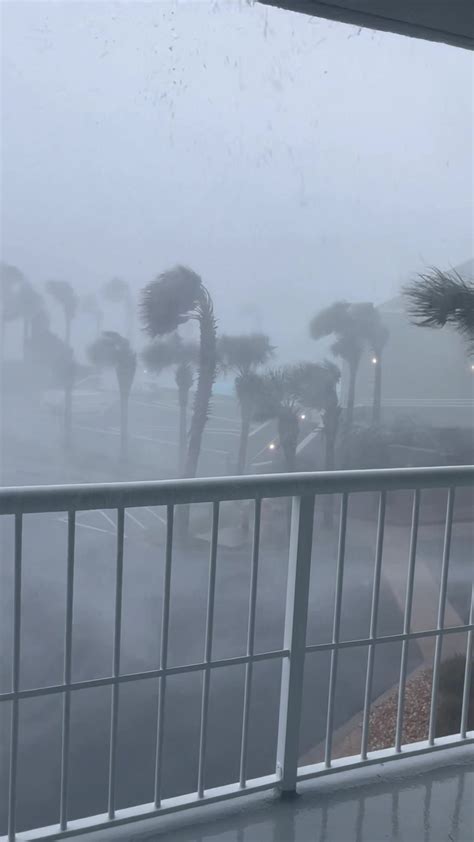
[140,266,202,337]
[404,268,474,352]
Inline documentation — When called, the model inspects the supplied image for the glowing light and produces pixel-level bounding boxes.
[300,413,306,420]
[268,442,276,451]
[371,357,378,365]
[471,364,474,372]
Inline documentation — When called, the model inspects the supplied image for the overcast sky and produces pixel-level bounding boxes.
[1,0,473,360]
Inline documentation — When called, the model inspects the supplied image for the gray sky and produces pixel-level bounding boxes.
[1,0,473,360]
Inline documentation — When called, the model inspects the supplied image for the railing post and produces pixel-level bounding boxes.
[276,494,315,795]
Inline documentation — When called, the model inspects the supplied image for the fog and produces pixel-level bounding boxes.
[1,2,473,838]
[2,0,472,362]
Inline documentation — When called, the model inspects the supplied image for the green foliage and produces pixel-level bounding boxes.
[404,267,474,354]
[218,333,274,375]
[141,266,203,337]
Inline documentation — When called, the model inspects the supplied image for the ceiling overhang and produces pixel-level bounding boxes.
[259,1,474,50]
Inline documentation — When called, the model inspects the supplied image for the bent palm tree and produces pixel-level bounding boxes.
[218,333,274,473]
[141,266,217,479]
[46,280,78,346]
[404,267,474,355]
[88,331,137,464]
[142,334,198,472]
[102,277,133,341]
[1,264,46,360]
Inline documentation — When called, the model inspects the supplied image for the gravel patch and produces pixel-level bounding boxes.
[369,667,433,751]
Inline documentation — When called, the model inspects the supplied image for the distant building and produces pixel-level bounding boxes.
[352,259,474,428]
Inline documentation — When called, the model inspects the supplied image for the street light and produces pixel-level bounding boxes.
[371,357,378,365]
[268,442,276,451]
[300,413,306,420]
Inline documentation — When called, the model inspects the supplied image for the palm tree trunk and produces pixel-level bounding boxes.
[63,385,73,451]
[183,296,216,479]
[178,388,189,474]
[236,411,251,475]
[119,392,129,465]
[372,355,382,425]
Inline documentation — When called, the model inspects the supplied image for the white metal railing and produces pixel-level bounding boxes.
[0,465,473,841]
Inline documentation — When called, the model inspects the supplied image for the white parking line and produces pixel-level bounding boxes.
[125,510,146,529]
[57,515,113,535]
[249,420,271,438]
[98,510,117,528]
[145,507,167,525]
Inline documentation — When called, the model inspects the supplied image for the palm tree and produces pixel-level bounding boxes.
[404,267,474,355]
[80,293,104,338]
[1,263,46,360]
[253,367,304,473]
[46,280,78,346]
[88,331,137,464]
[310,301,383,462]
[142,334,198,472]
[102,277,133,341]
[218,333,274,473]
[141,266,217,479]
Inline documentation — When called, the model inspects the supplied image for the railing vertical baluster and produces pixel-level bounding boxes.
[197,502,219,798]
[428,487,455,745]
[239,498,261,788]
[276,494,315,793]
[154,505,174,807]
[460,581,473,739]
[324,493,349,767]
[107,507,125,819]
[59,511,76,830]
[8,513,22,842]
[395,489,420,752]
[360,491,386,760]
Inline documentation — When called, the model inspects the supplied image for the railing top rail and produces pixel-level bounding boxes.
[0,465,473,515]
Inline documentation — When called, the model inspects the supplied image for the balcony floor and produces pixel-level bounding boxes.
[88,746,473,842]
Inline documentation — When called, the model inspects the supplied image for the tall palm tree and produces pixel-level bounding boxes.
[253,367,304,473]
[88,331,137,464]
[1,263,46,360]
[218,333,274,473]
[404,267,474,355]
[46,280,78,346]
[310,301,377,440]
[142,334,199,472]
[141,266,217,479]
[102,277,133,341]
